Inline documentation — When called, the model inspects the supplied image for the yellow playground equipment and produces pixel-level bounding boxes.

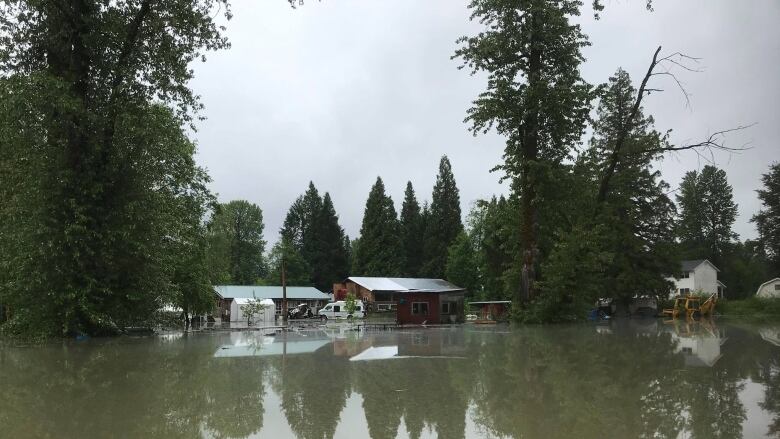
[662,293,717,320]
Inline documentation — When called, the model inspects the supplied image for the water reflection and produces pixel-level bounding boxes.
[3,321,780,438]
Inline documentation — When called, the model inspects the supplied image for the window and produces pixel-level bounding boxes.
[275,301,282,313]
[333,306,341,313]
[680,288,690,295]
[682,347,693,354]
[441,302,450,314]
[412,302,429,315]
[681,271,691,278]
[774,284,780,291]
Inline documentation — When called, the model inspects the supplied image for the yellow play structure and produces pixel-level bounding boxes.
[662,293,717,320]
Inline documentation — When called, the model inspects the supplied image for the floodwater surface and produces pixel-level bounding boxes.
[2,320,780,438]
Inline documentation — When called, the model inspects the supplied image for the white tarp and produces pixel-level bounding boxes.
[230,298,275,324]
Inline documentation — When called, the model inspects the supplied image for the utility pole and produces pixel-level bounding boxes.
[282,256,288,325]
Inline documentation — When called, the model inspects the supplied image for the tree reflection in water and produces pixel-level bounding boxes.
[3,322,780,438]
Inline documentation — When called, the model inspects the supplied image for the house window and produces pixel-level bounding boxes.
[442,302,450,314]
[275,301,282,314]
[681,271,691,278]
[680,288,690,295]
[412,302,429,315]
[775,284,780,291]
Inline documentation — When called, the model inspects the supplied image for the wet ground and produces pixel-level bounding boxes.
[2,319,780,438]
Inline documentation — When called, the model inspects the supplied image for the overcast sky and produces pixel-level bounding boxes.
[191,0,780,247]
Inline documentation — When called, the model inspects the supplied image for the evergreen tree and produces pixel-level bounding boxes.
[676,165,738,263]
[312,193,350,291]
[753,162,780,275]
[535,69,677,318]
[454,0,592,302]
[277,184,350,291]
[265,238,312,287]
[400,182,425,276]
[352,177,403,276]
[206,200,267,285]
[422,156,463,278]
[468,196,516,300]
[445,232,480,298]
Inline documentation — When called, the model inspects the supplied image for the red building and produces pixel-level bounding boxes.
[334,277,466,325]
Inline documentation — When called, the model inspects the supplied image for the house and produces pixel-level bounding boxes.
[336,277,466,324]
[756,278,780,298]
[214,285,331,322]
[667,259,726,298]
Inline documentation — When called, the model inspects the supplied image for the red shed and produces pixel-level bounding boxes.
[339,277,466,325]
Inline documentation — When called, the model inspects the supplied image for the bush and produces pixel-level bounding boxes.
[718,297,780,321]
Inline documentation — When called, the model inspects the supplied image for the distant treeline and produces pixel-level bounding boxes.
[1,0,779,336]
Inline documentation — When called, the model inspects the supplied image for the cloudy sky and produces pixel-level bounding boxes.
[191,0,780,246]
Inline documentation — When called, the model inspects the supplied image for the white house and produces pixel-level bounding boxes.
[667,259,725,298]
[756,278,780,298]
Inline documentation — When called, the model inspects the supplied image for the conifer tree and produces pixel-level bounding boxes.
[312,193,350,291]
[353,177,403,276]
[455,0,592,302]
[422,156,463,278]
[400,182,425,277]
[677,165,738,262]
[752,162,780,275]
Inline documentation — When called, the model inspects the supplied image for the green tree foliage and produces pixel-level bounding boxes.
[719,240,770,299]
[266,238,312,287]
[445,232,479,297]
[454,0,592,302]
[313,193,351,291]
[753,162,780,275]
[206,200,267,285]
[677,165,739,262]
[352,177,403,276]
[422,156,464,278]
[531,69,677,317]
[0,0,230,336]
[400,182,425,277]
[467,197,517,300]
[277,183,349,291]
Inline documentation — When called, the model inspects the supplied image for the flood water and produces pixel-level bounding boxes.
[2,320,780,438]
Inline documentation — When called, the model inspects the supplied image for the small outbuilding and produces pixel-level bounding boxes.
[468,301,511,321]
[214,285,331,322]
[756,278,780,299]
[337,277,466,324]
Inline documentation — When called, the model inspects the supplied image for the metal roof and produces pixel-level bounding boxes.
[214,285,330,300]
[681,259,720,272]
[346,277,465,293]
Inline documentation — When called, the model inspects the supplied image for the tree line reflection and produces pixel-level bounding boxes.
[3,321,780,438]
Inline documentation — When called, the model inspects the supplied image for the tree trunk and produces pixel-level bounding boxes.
[517,8,543,305]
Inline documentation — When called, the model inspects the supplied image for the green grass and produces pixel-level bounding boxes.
[718,297,780,322]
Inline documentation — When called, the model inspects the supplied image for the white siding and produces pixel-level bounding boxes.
[693,262,719,296]
[757,279,780,298]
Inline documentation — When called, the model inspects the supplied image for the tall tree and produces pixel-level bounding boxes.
[278,183,349,291]
[312,193,350,291]
[454,0,592,303]
[400,182,425,277]
[206,200,267,285]
[266,238,312,287]
[445,232,480,297]
[753,162,780,275]
[0,0,230,336]
[422,156,463,278]
[677,165,738,263]
[352,177,403,276]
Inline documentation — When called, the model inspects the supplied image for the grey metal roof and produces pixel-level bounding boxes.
[680,259,720,272]
[214,285,330,300]
[347,277,464,293]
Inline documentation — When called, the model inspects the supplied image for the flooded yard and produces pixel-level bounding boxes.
[2,320,780,438]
